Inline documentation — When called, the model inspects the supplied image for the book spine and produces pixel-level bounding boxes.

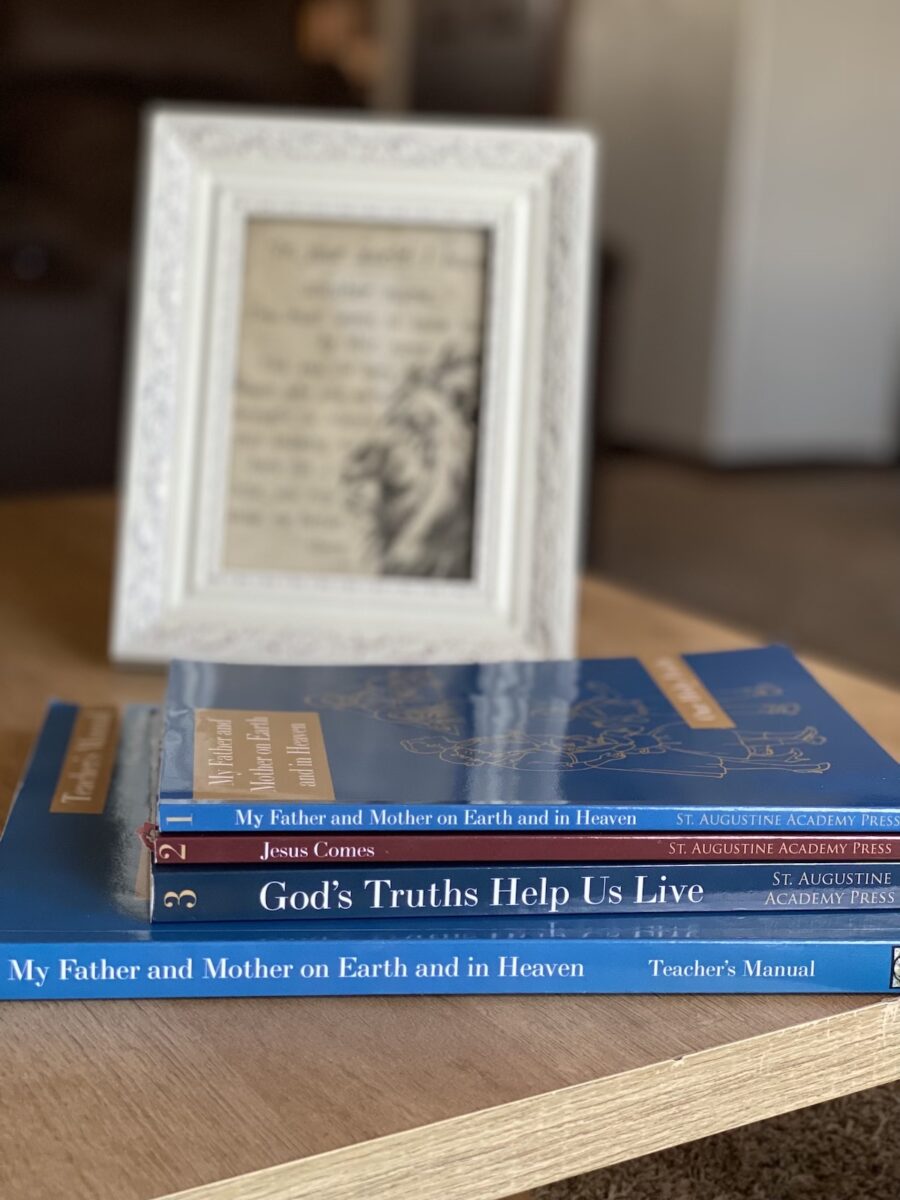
[151,831,900,866]
[156,800,900,835]
[150,862,900,922]
[1,935,895,999]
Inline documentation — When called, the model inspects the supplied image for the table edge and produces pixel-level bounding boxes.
[155,996,900,1200]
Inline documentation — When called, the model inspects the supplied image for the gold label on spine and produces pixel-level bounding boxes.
[193,709,335,801]
[641,655,735,730]
[51,706,120,813]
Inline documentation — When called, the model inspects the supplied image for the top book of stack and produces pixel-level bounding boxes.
[157,647,900,835]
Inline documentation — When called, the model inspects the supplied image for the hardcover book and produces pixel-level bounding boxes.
[158,648,900,833]
[5,702,900,999]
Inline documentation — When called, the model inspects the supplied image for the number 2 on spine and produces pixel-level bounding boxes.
[157,842,187,861]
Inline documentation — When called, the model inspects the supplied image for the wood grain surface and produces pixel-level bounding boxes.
[1,492,898,1200]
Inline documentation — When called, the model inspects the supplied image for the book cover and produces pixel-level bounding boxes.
[158,648,900,833]
[149,861,900,922]
[6,701,900,1000]
[149,830,900,865]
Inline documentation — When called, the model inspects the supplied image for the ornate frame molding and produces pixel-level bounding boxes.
[111,109,596,665]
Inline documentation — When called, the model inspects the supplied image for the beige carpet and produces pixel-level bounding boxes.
[589,454,900,684]
[537,1079,900,1199]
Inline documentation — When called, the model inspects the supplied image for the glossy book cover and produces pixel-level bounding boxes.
[157,648,900,833]
[7,702,900,999]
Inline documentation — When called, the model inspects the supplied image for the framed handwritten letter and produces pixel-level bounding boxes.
[226,219,487,580]
[112,110,596,665]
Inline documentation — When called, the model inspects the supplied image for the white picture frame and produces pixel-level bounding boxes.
[111,107,596,665]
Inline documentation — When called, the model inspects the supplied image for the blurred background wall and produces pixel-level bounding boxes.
[0,0,368,491]
[4,0,899,488]
[560,0,900,464]
[1,0,898,675]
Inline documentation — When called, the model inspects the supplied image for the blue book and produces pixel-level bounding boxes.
[158,648,900,833]
[151,861,900,922]
[5,701,900,1000]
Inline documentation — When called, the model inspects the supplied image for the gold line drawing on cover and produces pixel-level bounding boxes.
[310,673,831,778]
[313,668,468,736]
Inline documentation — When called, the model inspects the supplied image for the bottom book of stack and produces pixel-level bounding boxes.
[2,702,900,1001]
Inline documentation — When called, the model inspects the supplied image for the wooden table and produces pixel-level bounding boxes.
[3,493,900,1200]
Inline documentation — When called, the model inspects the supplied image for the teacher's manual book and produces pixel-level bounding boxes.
[157,648,900,834]
[4,700,900,1000]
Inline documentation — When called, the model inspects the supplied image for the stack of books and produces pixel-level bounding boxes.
[4,645,900,1000]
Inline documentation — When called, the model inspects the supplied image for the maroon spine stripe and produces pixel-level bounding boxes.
[150,832,900,866]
